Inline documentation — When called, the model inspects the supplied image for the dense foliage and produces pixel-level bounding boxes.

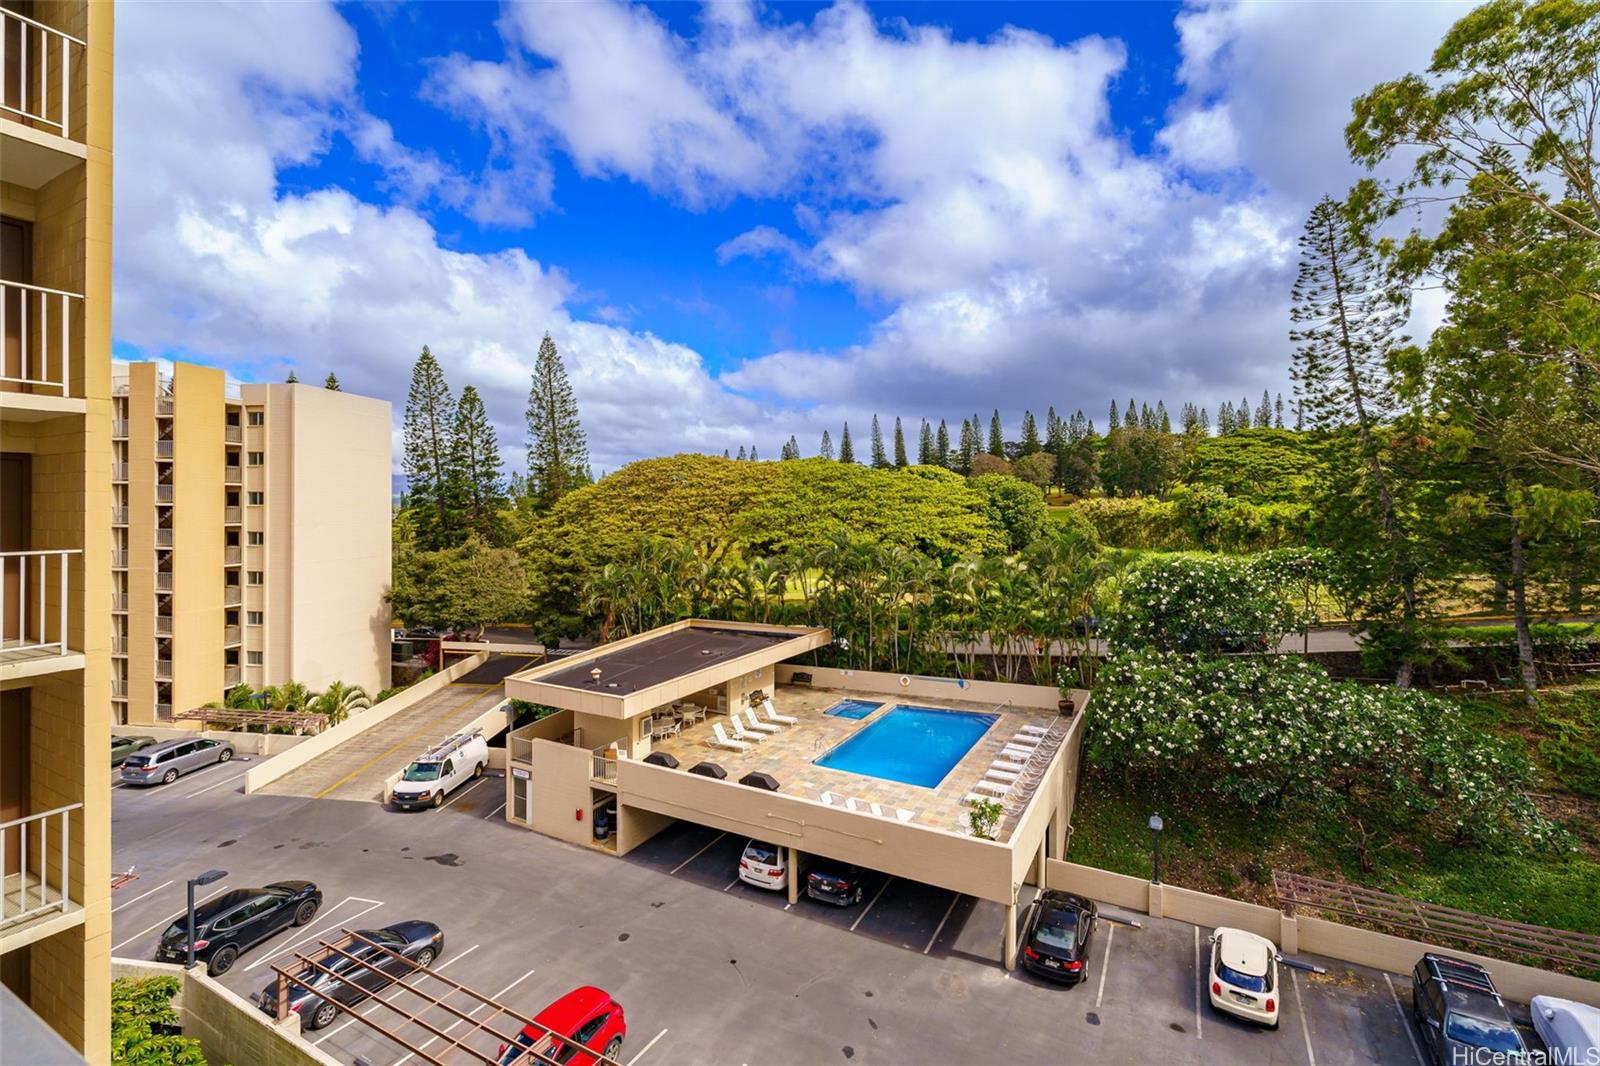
[111,977,205,1066]
[1101,551,1315,655]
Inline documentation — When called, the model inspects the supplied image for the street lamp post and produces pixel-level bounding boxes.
[185,869,227,970]
[1148,814,1164,885]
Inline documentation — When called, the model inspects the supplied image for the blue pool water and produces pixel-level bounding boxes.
[815,705,998,788]
[824,698,883,720]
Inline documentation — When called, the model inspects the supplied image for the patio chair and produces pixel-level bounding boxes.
[711,722,750,752]
[726,715,768,743]
[986,768,1020,782]
[1008,733,1042,747]
[992,759,1027,773]
[1017,724,1049,737]
[972,780,1010,798]
[761,699,799,726]
[870,802,885,818]
[819,791,837,806]
[654,718,680,738]
[1001,745,1033,760]
[894,808,915,823]
[844,797,861,812]
[741,707,781,735]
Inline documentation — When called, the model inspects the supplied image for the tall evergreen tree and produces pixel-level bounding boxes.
[1256,389,1273,428]
[1180,402,1199,433]
[1107,399,1120,430]
[819,430,834,461]
[957,419,978,472]
[917,419,935,465]
[935,419,951,468]
[1156,400,1172,434]
[838,422,856,464]
[402,346,457,549]
[1240,395,1254,428]
[869,415,889,468]
[448,384,505,543]
[987,410,1005,456]
[1019,411,1041,455]
[892,417,909,467]
[737,445,747,461]
[783,435,800,460]
[286,369,299,383]
[525,332,590,507]
[1217,401,1235,434]
[749,445,758,461]
[324,372,341,391]
[1274,393,1286,428]
[1198,407,1210,434]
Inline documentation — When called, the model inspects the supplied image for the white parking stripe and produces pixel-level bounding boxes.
[849,878,893,933]
[1193,926,1204,1039]
[1384,973,1427,1066]
[669,832,726,875]
[923,894,961,955]
[722,876,743,892]
[441,777,489,811]
[1292,969,1316,1066]
[314,943,481,1043]
[485,801,507,820]
[244,896,385,971]
[112,879,175,914]
[627,1028,670,1066]
[113,884,232,952]
[391,966,539,1066]
[182,769,253,799]
[1094,924,1116,1009]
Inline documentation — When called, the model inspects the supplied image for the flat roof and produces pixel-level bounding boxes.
[537,625,800,696]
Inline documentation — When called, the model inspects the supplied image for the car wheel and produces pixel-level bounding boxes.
[414,947,436,968]
[604,1037,623,1058]
[432,791,445,808]
[219,747,233,763]
[207,946,238,976]
[293,900,319,926]
[473,762,485,779]
[162,769,178,785]
[309,1002,339,1030]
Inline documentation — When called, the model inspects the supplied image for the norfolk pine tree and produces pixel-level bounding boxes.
[987,410,1005,456]
[819,430,834,460]
[935,420,950,468]
[869,415,889,468]
[525,332,590,507]
[325,372,341,390]
[838,423,855,464]
[448,384,505,544]
[402,346,457,549]
[893,417,909,467]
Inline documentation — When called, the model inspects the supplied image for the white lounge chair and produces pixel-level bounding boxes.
[972,780,1010,797]
[992,759,1027,773]
[819,791,837,806]
[742,707,780,734]
[870,802,885,818]
[1017,724,1049,736]
[711,722,750,752]
[761,699,798,725]
[895,808,915,823]
[1001,746,1033,760]
[1009,733,1042,747]
[986,769,1020,783]
[844,797,861,812]
[727,716,767,743]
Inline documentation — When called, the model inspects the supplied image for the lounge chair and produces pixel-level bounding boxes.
[819,791,837,806]
[972,780,1010,797]
[727,716,767,743]
[1008,733,1042,747]
[761,699,798,725]
[711,722,750,752]
[991,759,1027,773]
[869,802,885,817]
[986,769,1020,783]
[1017,724,1049,736]
[1001,746,1033,760]
[741,708,780,735]
[844,797,861,812]
[894,808,915,823]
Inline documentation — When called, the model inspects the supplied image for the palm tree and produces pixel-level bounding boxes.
[264,681,314,714]
[311,682,371,726]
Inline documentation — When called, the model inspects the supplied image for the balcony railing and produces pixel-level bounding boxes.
[155,528,173,547]
[0,8,84,141]
[223,625,240,646]
[0,281,82,397]
[224,546,241,565]
[225,426,242,443]
[0,549,79,660]
[154,658,171,680]
[112,419,128,438]
[155,702,172,721]
[111,462,127,482]
[224,506,242,524]
[224,665,242,687]
[111,549,126,568]
[223,465,241,484]
[112,506,127,525]
[156,396,173,416]
[155,572,172,592]
[0,804,82,933]
[156,485,173,504]
[155,615,172,637]
[110,634,125,655]
[155,440,174,459]
[111,678,127,697]
[592,743,627,782]
[223,587,242,607]
[110,592,126,612]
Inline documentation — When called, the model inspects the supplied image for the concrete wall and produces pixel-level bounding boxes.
[170,362,225,715]
[528,739,597,846]
[127,724,314,757]
[775,664,1071,711]
[242,653,486,794]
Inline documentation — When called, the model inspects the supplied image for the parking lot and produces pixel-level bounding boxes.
[113,751,1466,1065]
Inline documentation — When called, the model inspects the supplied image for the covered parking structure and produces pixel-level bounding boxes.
[500,619,1090,968]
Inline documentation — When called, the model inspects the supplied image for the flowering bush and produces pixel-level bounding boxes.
[1101,552,1311,655]
[1086,651,1559,852]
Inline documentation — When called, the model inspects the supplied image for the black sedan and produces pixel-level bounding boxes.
[805,862,866,907]
[156,881,321,976]
[256,921,444,1030]
[1020,890,1097,984]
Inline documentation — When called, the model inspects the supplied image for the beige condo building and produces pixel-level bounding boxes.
[0,0,113,1059]
[112,361,394,725]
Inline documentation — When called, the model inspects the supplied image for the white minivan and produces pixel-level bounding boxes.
[391,730,488,810]
[738,840,801,891]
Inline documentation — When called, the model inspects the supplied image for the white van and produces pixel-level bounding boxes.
[391,730,488,810]
[738,840,802,891]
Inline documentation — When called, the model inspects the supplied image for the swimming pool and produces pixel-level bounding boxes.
[815,705,998,788]
[823,698,883,720]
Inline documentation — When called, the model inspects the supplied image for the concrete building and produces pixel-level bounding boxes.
[111,361,393,724]
[0,0,115,1058]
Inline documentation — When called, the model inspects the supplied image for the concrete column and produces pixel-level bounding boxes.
[787,848,801,905]
[1280,914,1299,954]
[1147,881,1166,919]
[1003,901,1018,970]
[1049,810,1067,861]
[1036,833,1048,887]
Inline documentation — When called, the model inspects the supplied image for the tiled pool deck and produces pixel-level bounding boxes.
[646,685,1066,839]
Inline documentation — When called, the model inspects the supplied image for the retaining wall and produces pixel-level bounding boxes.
[120,725,314,757]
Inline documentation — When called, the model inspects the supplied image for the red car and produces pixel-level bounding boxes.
[498,987,626,1066]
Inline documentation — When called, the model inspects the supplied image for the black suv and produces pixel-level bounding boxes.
[1411,954,1528,1064]
[156,881,321,975]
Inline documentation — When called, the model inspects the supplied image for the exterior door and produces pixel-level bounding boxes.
[1,689,29,872]
[1,453,28,643]
[1,216,29,385]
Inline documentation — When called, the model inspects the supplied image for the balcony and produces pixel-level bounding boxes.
[0,8,84,141]
[0,281,84,410]
[223,465,241,485]
[155,528,173,548]
[0,549,82,678]
[111,549,126,569]
[156,396,174,416]
[155,440,174,460]
[113,419,128,438]
[110,592,126,612]
[155,572,172,592]
[224,506,242,525]
[112,506,127,525]
[111,634,125,656]
[223,586,242,608]
[225,426,243,443]
[154,659,171,680]
[224,665,242,687]
[155,615,172,637]
[223,625,241,646]
[112,678,127,697]
[156,485,173,504]
[155,702,172,721]
[0,804,84,950]
[224,545,241,565]
[111,462,127,482]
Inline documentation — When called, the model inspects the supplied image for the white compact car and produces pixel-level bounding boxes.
[391,731,488,810]
[738,840,799,891]
[1532,996,1600,1061]
[1208,927,1281,1028]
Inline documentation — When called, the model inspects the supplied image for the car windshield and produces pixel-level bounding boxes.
[499,1030,555,1065]
[402,762,442,782]
[1034,908,1079,952]
[745,843,780,864]
[1217,960,1272,993]
[1446,1013,1524,1052]
[161,918,192,939]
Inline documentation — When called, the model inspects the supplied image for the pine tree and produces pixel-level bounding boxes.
[737,445,747,461]
[1107,399,1120,431]
[1256,389,1273,428]
[935,420,950,468]
[892,417,909,467]
[402,346,457,549]
[723,449,731,459]
[1217,401,1235,434]
[1138,402,1154,432]
[1019,411,1041,455]
[987,410,1004,456]
[1274,393,1286,429]
[749,445,759,461]
[917,420,935,465]
[286,369,299,383]
[957,419,977,473]
[1198,407,1210,434]
[838,423,855,464]
[869,415,889,468]
[1240,395,1253,428]
[782,435,800,460]
[819,430,834,461]
[1155,401,1171,434]
[1180,402,1198,433]
[525,332,590,507]
[324,373,341,391]
[448,384,504,543]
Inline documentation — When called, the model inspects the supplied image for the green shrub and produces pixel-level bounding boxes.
[111,977,205,1065]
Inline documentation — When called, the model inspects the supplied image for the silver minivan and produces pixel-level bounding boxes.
[120,738,235,786]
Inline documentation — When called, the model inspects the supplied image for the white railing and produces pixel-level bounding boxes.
[154,658,172,679]
[112,419,128,438]
[155,615,172,637]
[110,592,126,611]
[0,549,78,658]
[592,743,626,782]
[0,8,84,140]
[0,281,81,397]
[111,506,127,525]
[0,804,80,929]
[154,572,172,591]
[155,440,173,459]
[111,678,127,697]
[111,462,127,482]
[111,549,126,568]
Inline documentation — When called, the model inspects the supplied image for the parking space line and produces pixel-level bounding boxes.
[1384,973,1426,1066]
[391,966,538,1066]
[485,801,507,820]
[722,876,742,892]
[923,894,961,955]
[112,884,232,952]
[244,896,385,971]
[627,1027,670,1066]
[1094,924,1115,1008]
[112,879,175,914]
[669,832,726,875]
[1193,926,1204,1039]
[1291,969,1316,1066]
[441,777,490,811]
[314,943,481,1043]
[849,878,893,933]
[182,768,253,799]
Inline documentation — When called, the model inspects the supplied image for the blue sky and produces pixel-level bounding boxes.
[111,0,1470,471]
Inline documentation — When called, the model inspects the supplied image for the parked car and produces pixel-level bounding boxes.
[403,626,439,640]
[155,881,321,976]
[111,734,157,766]
[1207,927,1280,1027]
[120,738,234,786]
[1020,891,1097,984]
[738,839,799,891]
[1531,995,1600,1061]
[390,730,488,810]
[499,986,626,1066]
[805,861,865,907]
[1412,954,1528,1064]
[256,921,444,1029]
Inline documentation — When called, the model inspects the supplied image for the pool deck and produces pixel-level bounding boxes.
[646,684,1069,840]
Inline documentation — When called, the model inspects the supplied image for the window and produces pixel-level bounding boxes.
[247,411,264,426]
[247,651,263,666]
[247,491,264,505]
[246,611,263,626]
[247,531,264,546]
[247,451,265,466]
[247,571,263,585]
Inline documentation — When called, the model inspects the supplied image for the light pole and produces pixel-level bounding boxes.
[185,869,227,970]
[1148,814,1164,885]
